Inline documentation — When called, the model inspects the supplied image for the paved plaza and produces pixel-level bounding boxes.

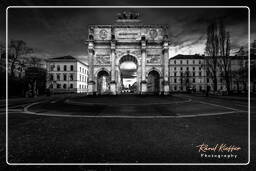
[1,94,253,164]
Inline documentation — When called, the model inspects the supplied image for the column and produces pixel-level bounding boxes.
[163,40,170,95]
[110,40,117,95]
[141,36,147,94]
[87,41,95,95]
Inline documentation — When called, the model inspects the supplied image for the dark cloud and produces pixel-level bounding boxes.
[3,7,252,58]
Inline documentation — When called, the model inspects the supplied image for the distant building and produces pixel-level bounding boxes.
[169,54,254,93]
[169,54,206,92]
[46,56,88,93]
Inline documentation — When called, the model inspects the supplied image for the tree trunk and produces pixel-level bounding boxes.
[213,75,217,92]
[225,74,231,95]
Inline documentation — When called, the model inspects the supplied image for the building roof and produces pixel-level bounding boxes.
[170,54,253,60]
[170,54,205,60]
[50,55,77,60]
[47,55,88,65]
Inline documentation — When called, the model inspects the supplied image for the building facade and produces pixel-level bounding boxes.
[86,12,170,95]
[169,54,251,93]
[46,56,88,93]
[169,55,207,92]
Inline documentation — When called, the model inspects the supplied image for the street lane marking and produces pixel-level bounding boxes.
[174,94,247,112]
[22,101,247,119]
[64,98,192,106]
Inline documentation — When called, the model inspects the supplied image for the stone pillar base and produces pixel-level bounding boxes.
[110,81,116,95]
[87,81,95,95]
[141,81,147,95]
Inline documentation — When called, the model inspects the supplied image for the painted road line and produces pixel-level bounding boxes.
[197,100,247,112]
[174,94,247,112]
[22,101,247,119]
[21,110,245,119]
[64,98,192,106]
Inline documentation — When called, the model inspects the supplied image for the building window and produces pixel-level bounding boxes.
[186,67,189,71]
[80,67,81,72]
[79,84,81,89]
[57,84,61,88]
[193,60,195,64]
[174,78,177,83]
[64,65,67,71]
[193,72,195,77]
[174,86,177,91]
[207,78,209,83]
[57,65,60,71]
[193,67,195,71]
[63,74,67,81]
[199,72,202,77]
[57,74,60,81]
[69,74,73,81]
[174,72,176,77]
[70,65,73,71]
[70,84,73,88]
[199,60,201,64]
[199,67,201,70]
[193,78,195,83]
[174,67,176,70]
[186,71,189,77]
[80,74,81,81]
[180,67,183,70]
[63,84,66,89]
[50,65,55,71]
[187,60,189,64]
[174,60,176,64]
[49,74,54,81]
[180,60,183,64]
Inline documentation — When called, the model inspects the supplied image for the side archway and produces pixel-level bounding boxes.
[96,70,110,94]
[147,70,160,94]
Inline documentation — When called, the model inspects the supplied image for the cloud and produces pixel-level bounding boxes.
[6,7,252,57]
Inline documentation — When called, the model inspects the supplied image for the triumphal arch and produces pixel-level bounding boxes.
[87,12,170,95]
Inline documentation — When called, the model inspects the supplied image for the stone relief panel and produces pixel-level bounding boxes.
[94,28,111,41]
[142,28,164,41]
[94,49,111,65]
[146,49,162,64]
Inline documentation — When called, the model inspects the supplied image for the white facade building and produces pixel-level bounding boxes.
[169,54,253,93]
[46,56,88,93]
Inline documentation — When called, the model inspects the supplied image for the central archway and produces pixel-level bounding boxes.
[119,55,138,94]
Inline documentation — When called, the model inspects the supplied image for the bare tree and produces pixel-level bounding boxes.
[9,40,33,78]
[251,41,256,92]
[205,21,219,91]
[231,58,248,93]
[28,56,42,67]
[205,19,231,93]
[218,19,231,94]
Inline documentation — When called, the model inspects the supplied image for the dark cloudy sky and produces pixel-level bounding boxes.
[1,1,255,59]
